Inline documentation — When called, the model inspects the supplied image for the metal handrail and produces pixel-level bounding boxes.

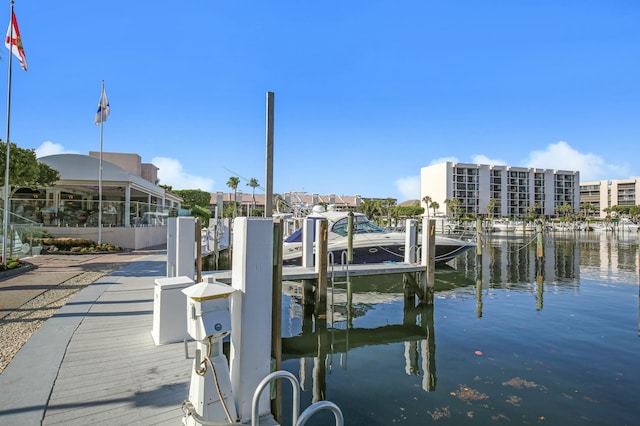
[296,401,344,426]
[251,370,300,426]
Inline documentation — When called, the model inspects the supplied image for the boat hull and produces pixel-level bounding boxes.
[283,237,474,266]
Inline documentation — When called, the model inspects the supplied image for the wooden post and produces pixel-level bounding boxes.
[475,262,483,318]
[476,217,482,257]
[536,221,544,311]
[420,218,436,303]
[315,219,328,318]
[347,211,354,263]
[271,218,283,422]
[265,92,274,218]
[536,221,544,259]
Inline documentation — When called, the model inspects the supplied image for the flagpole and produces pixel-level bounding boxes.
[98,80,104,245]
[2,0,15,267]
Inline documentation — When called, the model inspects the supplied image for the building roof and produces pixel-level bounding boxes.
[39,153,180,203]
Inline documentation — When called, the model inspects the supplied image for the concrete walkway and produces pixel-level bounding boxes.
[0,253,194,425]
[0,250,162,320]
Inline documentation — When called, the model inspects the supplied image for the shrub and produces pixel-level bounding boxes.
[41,238,122,253]
[0,257,23,271]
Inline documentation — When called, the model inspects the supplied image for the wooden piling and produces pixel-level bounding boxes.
[315,219,329,317]
[536,221,544,259]
[271,218,283,423]
[347,212,354,263]
[476,218,483,257]
[420,218,436,304]
[264,91,274,217]
[476,262,483,318]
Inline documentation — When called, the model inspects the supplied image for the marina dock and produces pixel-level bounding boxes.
[205,262,428,282]
[0,254,196,425]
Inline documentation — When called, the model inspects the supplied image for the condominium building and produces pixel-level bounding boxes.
[420,162,580,218]
[580,179,640,218]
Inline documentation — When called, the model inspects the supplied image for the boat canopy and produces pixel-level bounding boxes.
[284,214,386,243]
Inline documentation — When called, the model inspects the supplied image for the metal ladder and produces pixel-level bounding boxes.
[329,251,350,287]
[251,370,344,426]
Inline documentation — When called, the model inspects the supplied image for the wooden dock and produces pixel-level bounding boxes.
[205,262,427,283]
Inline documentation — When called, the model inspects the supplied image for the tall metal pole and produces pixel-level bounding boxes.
[97,81,104,245]
[2,1,16,267]
[265,91,274,218]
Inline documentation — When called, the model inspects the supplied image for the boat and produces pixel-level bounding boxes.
[490,219,517,233]
[619,218,639,233]
[282,205,476,265]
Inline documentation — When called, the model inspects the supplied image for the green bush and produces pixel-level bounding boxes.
[41,238,121,253]
[0,257,23,271]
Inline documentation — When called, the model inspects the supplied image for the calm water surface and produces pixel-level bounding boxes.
[279,231,640,425]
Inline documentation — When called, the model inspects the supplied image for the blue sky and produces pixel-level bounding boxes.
[4,1,639,201]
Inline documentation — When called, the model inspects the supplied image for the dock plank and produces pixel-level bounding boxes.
[42,259,193,426]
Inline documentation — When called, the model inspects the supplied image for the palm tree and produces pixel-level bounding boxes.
[422,195,432,220]
[226,176,240,218]
[444,198,460,220]
[384,198,397,227]
[486,198,499,219]
[357,199,382,223]
[429,201,439,217]
[555,203,573,221]
[246,177,259,216]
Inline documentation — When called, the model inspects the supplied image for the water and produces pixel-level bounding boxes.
[279,231,640,425]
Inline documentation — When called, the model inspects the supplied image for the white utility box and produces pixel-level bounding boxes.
[182,280,234,341]
[151,276,194,345]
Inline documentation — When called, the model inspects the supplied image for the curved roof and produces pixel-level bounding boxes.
[38,153,175,200]
[40,153,134,182]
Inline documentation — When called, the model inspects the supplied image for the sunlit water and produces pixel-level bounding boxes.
[279,231,640,425]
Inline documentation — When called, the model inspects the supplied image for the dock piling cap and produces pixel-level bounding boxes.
[181,279,234,302]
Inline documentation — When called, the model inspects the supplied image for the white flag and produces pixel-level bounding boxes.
[94,86,110,125]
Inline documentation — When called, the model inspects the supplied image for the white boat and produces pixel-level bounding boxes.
[489,219,517,233]
[619,218,639,232]
[282,206,475,265]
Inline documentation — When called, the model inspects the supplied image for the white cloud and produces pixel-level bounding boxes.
[523,141,629,181]
[429,156,458,165]
[395,175,420,201]
[35,141,78,158]
[471,154,506,165]
[152,156,215,192]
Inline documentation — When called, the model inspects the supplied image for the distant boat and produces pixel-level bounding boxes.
[619,218,639,232]
[282,205,475,265]
[490,219,517,233]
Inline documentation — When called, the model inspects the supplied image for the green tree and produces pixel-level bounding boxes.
[486,198,499,219]
[190,205,212,227]
[421,195,432,220]
[555,203,573,221]
[429,201,439,217]
[172,189,211,209]
[444,198,460,220]
[226,176,240,218]
[383,198,397,227]
[246,177,260,216]
[357,198,382,223]
[1,141,60,188]
[525,203,541,223]
[397,205,424,219]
